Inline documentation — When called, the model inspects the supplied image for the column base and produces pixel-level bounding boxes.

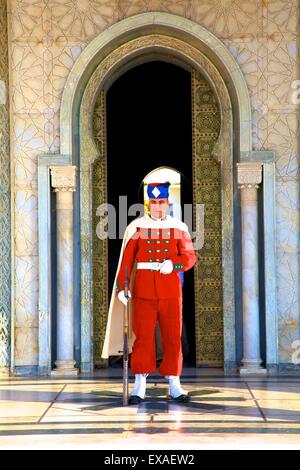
[0,367,10,377]
[51,368,78,377]
[51,360,78,377]
[239,367,267,377]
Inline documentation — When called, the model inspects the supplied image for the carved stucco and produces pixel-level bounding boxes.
[50,165,77,192]
[237,162,263,187]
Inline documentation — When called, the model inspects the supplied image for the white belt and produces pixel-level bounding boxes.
[137,262,163,271]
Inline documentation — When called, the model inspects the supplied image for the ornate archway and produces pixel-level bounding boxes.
[77,24,237,373]
[38,13,278,376]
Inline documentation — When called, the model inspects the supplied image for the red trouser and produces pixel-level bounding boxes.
[130,297,183,376]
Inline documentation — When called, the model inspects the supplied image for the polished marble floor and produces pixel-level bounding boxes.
[0,369,300,449]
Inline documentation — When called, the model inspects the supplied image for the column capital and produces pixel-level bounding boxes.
[50,165,77,192]
[237,162,262,189]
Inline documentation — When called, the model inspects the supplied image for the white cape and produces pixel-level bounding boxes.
[101,214,189,358]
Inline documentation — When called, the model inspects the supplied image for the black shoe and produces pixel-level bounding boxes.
[128,395,144,405]
[168,394,191,403]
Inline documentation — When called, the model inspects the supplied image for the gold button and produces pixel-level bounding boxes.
[156,249,160,252]
[156,258,160,261]
[156,241,160,244]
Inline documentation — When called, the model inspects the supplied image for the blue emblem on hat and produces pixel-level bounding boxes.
[147,182,170,199]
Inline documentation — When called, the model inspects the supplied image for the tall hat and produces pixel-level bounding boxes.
[147,181,170,199]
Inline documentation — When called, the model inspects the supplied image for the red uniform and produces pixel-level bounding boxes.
[116,223,196,376]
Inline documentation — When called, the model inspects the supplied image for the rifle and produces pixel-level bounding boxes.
[123,265,129,405]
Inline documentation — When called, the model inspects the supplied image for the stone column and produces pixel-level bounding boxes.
[237,162,266,376]
[50,166,78,376]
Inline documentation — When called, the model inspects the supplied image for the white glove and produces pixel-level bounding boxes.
[160,259,173,274]
[118,290,132,306]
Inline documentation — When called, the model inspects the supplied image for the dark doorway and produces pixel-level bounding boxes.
[106,60,195,366]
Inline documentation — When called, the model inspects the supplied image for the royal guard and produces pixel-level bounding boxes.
[102,181,197,404]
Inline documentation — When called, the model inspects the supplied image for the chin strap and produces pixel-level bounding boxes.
[150,215,167,222]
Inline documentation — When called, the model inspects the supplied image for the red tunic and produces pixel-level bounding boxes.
[116,226,196,299]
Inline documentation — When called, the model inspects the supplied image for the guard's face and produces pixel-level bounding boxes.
[149,198,169,219]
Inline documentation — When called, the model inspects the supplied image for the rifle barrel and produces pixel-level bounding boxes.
[123,266,129,405]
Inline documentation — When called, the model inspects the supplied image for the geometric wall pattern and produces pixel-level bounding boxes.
[92,90,108,366]
[0,0,11,370]
[6,0,300,367]
[192,69,223,366]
